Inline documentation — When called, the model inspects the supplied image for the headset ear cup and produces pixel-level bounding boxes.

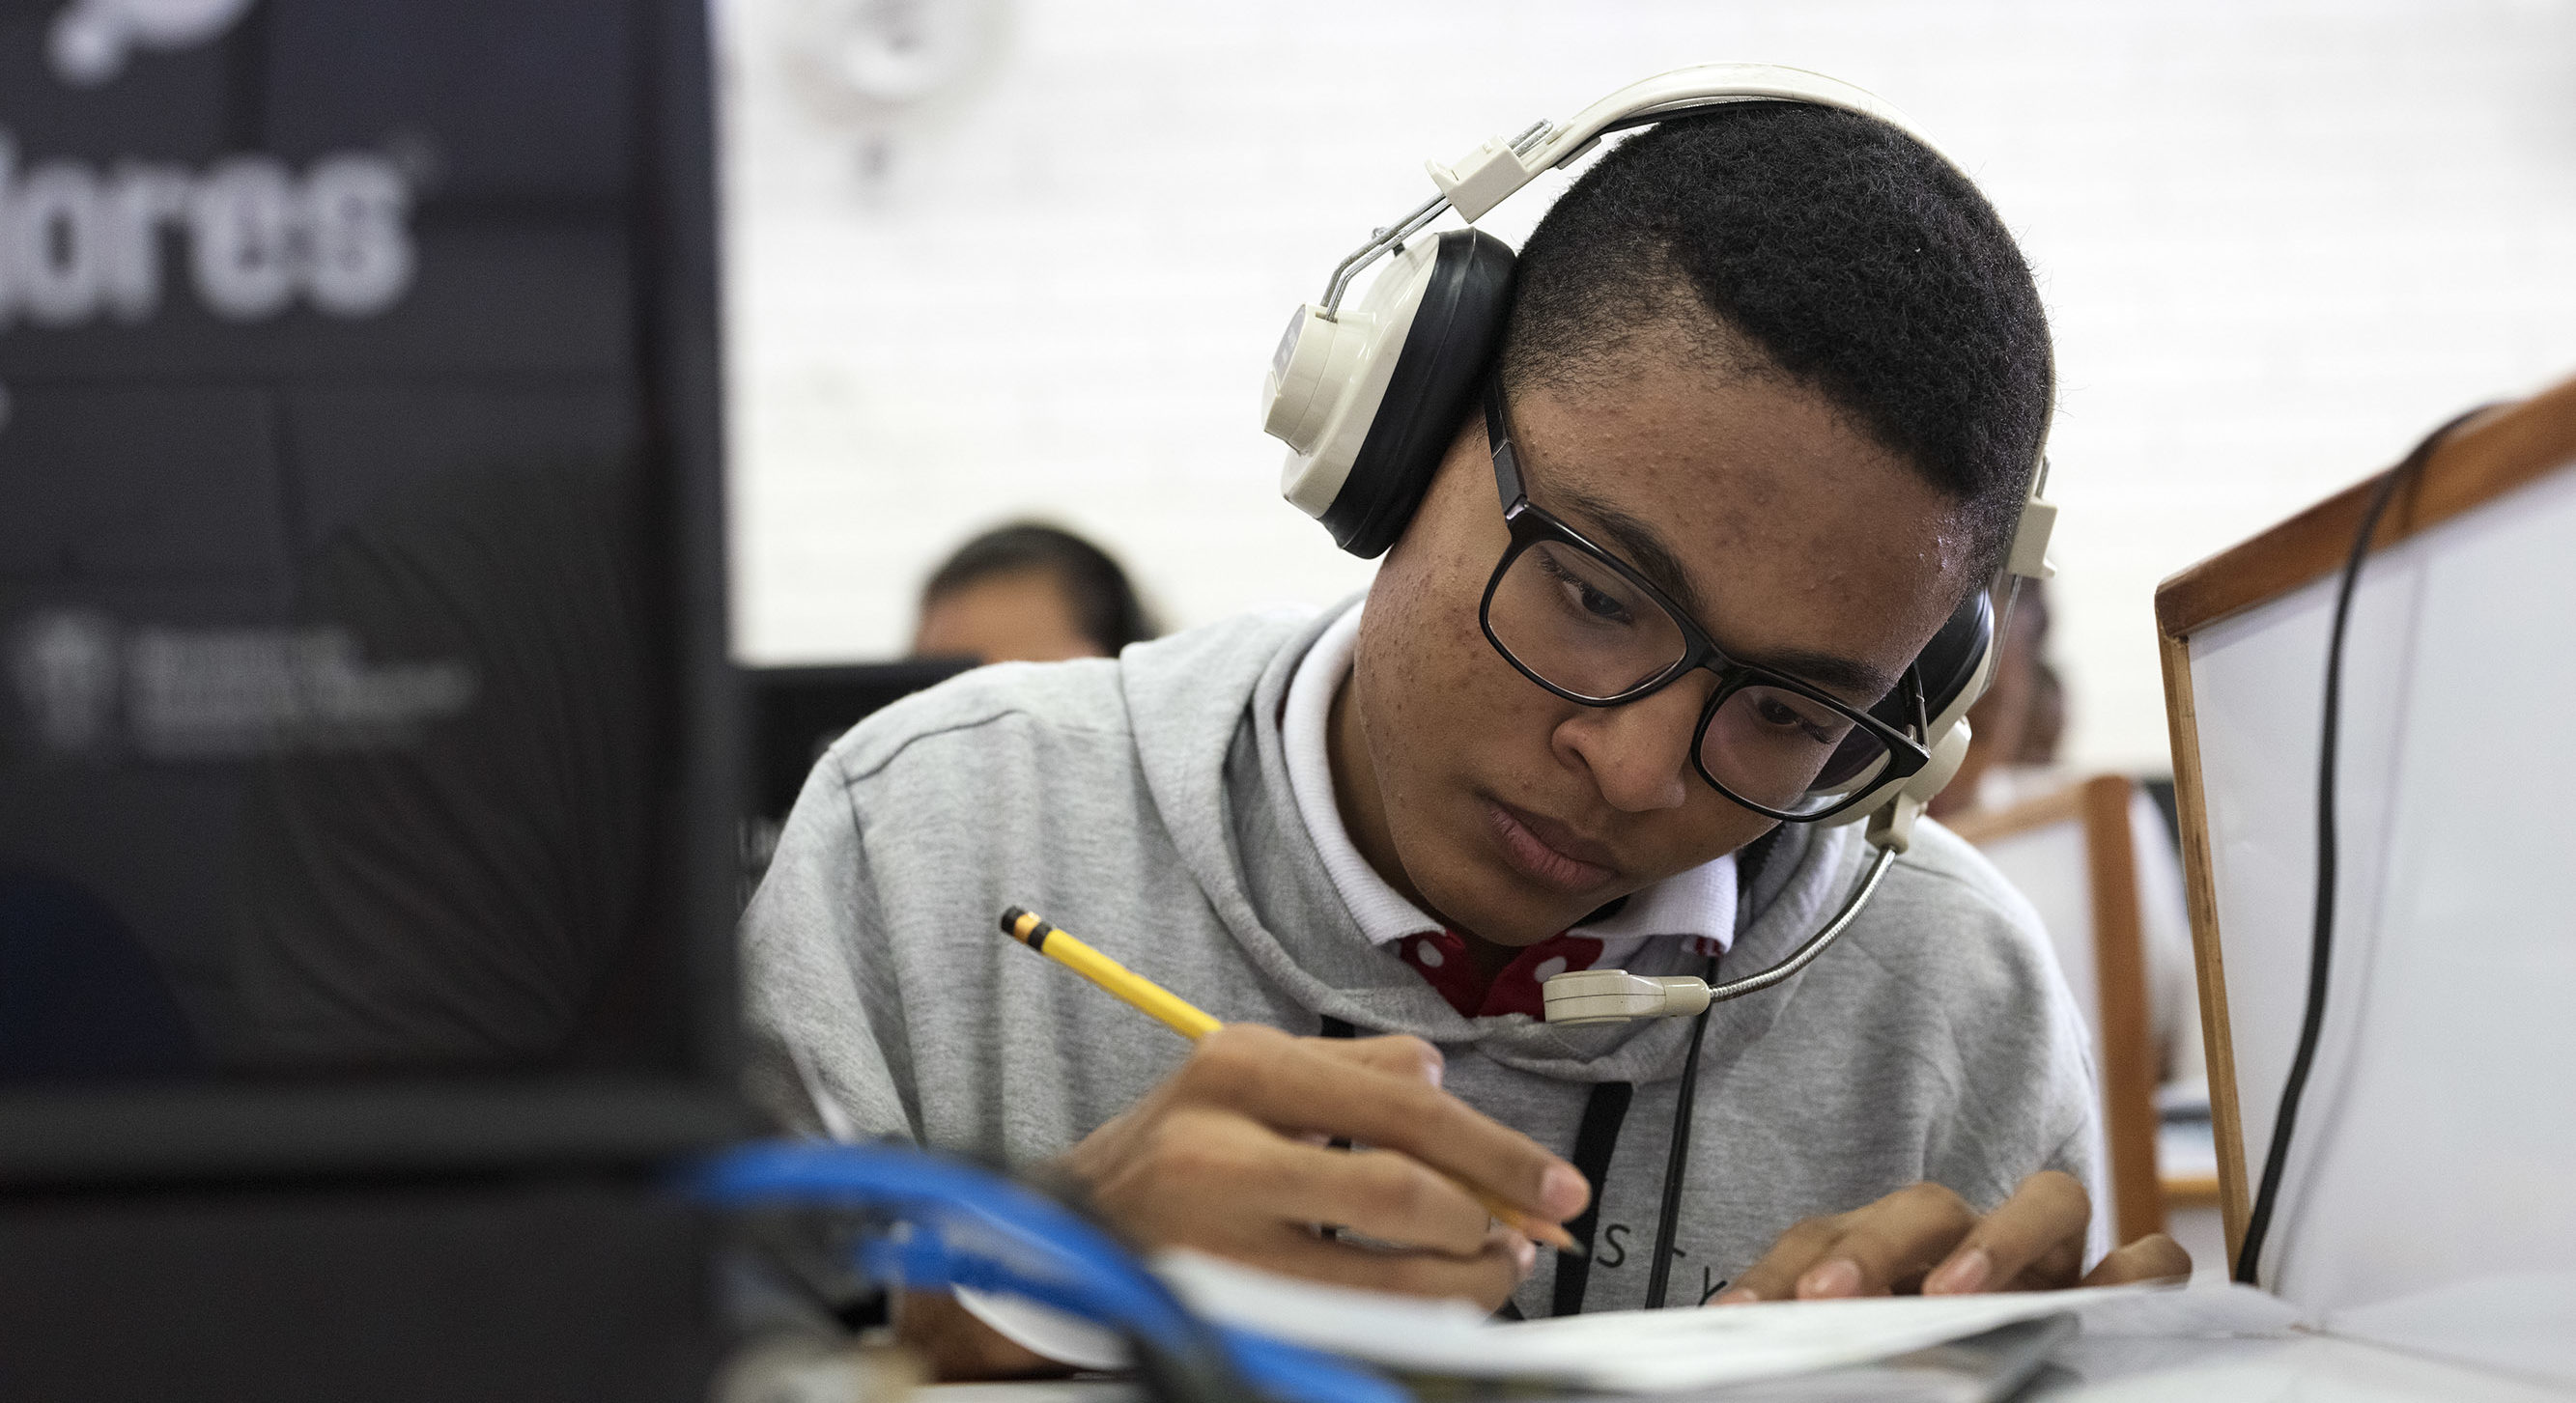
[1911,588,1994,728]
[1317,230,1515,558]
[1824,588,1996,828]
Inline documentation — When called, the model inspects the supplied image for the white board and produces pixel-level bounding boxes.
[1978,820,2102,1055]
[2186,458,2576,1315]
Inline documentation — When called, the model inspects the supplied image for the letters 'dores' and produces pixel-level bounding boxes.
[0,137,414,328]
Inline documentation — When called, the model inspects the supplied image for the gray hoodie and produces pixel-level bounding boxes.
[741,603,2100,1316]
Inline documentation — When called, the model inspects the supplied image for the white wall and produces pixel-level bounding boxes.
[718,0,2576,772]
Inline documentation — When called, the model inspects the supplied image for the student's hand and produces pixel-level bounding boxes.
[1053,1024,1591,1310]
[1712,1171,2191,1303]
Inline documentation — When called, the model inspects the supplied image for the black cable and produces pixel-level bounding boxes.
[1637,831,1776,1308]
[1550,1080,1633,1316]
[1645,951,1720,1307]
[2232,408,2486,1285]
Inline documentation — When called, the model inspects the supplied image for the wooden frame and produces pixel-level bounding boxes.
[2152,371,2576,1266]
[1948,775,2163,1245]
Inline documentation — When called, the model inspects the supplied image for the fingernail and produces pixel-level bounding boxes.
[1512,1235,1537,1277]
[1422,1055,1444,1088]
[1540,1165,1590,1219]
[1798,1258,1861,1299]
[1712,1287,1760,1305]
[1924,1248,1991,1296]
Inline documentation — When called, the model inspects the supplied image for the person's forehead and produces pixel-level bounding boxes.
[1536,473,1904,700]
[1504,377,1968,699]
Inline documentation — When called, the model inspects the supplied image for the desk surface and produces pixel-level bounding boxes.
[2040,1332,2571,1401]
[919,1331,2568,1402]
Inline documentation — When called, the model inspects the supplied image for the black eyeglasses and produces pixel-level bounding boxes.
[1475,378,1930,822]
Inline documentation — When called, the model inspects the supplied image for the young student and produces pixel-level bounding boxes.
[744,75,2188,1377]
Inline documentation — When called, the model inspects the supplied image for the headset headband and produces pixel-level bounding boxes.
[1319,66,1960,318]
[1300,63,2056,583]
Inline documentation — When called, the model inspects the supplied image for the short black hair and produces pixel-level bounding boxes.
[921,522,1158,655]
[1500,101,2051,579]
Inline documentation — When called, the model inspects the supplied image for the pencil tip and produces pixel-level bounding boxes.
[999,906,1028,937]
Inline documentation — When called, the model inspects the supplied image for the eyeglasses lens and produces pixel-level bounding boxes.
[1486,539,1687,701]
[1486,540,1895,816]
[1698,685,1892,814]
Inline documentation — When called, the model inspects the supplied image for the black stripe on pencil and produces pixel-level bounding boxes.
[1000,906,1055,950]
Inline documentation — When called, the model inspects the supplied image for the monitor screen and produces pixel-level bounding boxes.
[0,0,741,1180]
[750,660,976,826]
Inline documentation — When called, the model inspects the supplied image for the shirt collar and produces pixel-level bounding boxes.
[1282,602,1735,958]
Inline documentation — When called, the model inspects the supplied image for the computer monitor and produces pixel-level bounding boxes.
[750,660,977,825]
[0,0,743,1182]
[740,659,975,889]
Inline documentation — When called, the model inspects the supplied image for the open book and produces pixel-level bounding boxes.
[1147,1253,2294,1395]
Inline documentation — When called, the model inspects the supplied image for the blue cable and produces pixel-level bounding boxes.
[686,1139,1405,1403]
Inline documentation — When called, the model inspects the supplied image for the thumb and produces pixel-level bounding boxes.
[2081,1233,2194,1287]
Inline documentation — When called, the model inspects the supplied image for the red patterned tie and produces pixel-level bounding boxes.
[1394,929,1606,1019]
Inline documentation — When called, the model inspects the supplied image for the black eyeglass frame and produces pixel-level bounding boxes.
[1474,378,1932,823]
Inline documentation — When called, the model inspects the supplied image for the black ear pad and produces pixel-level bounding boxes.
[1868,587,1991,739]
[1317,229,1516,558]
[1912,588,1995,725]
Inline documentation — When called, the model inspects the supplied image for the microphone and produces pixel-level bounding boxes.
[1541,833,1906,1024]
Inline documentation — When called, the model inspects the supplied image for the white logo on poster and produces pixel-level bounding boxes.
[0,134,416,329]
[8,609,477,759]
[48,0,256,88]
[10,610,121,755]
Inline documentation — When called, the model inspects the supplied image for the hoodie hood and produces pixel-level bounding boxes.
[1118,599,1870,1083]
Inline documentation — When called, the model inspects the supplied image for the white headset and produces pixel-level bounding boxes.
[1256,64,2057,854]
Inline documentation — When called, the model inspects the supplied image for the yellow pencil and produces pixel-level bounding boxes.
[998,905,1579,1254]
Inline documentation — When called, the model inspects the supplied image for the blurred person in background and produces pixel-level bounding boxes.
[911,522,1158,664]
[1930,579,2205,1093]
[2020,657,2064,767]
